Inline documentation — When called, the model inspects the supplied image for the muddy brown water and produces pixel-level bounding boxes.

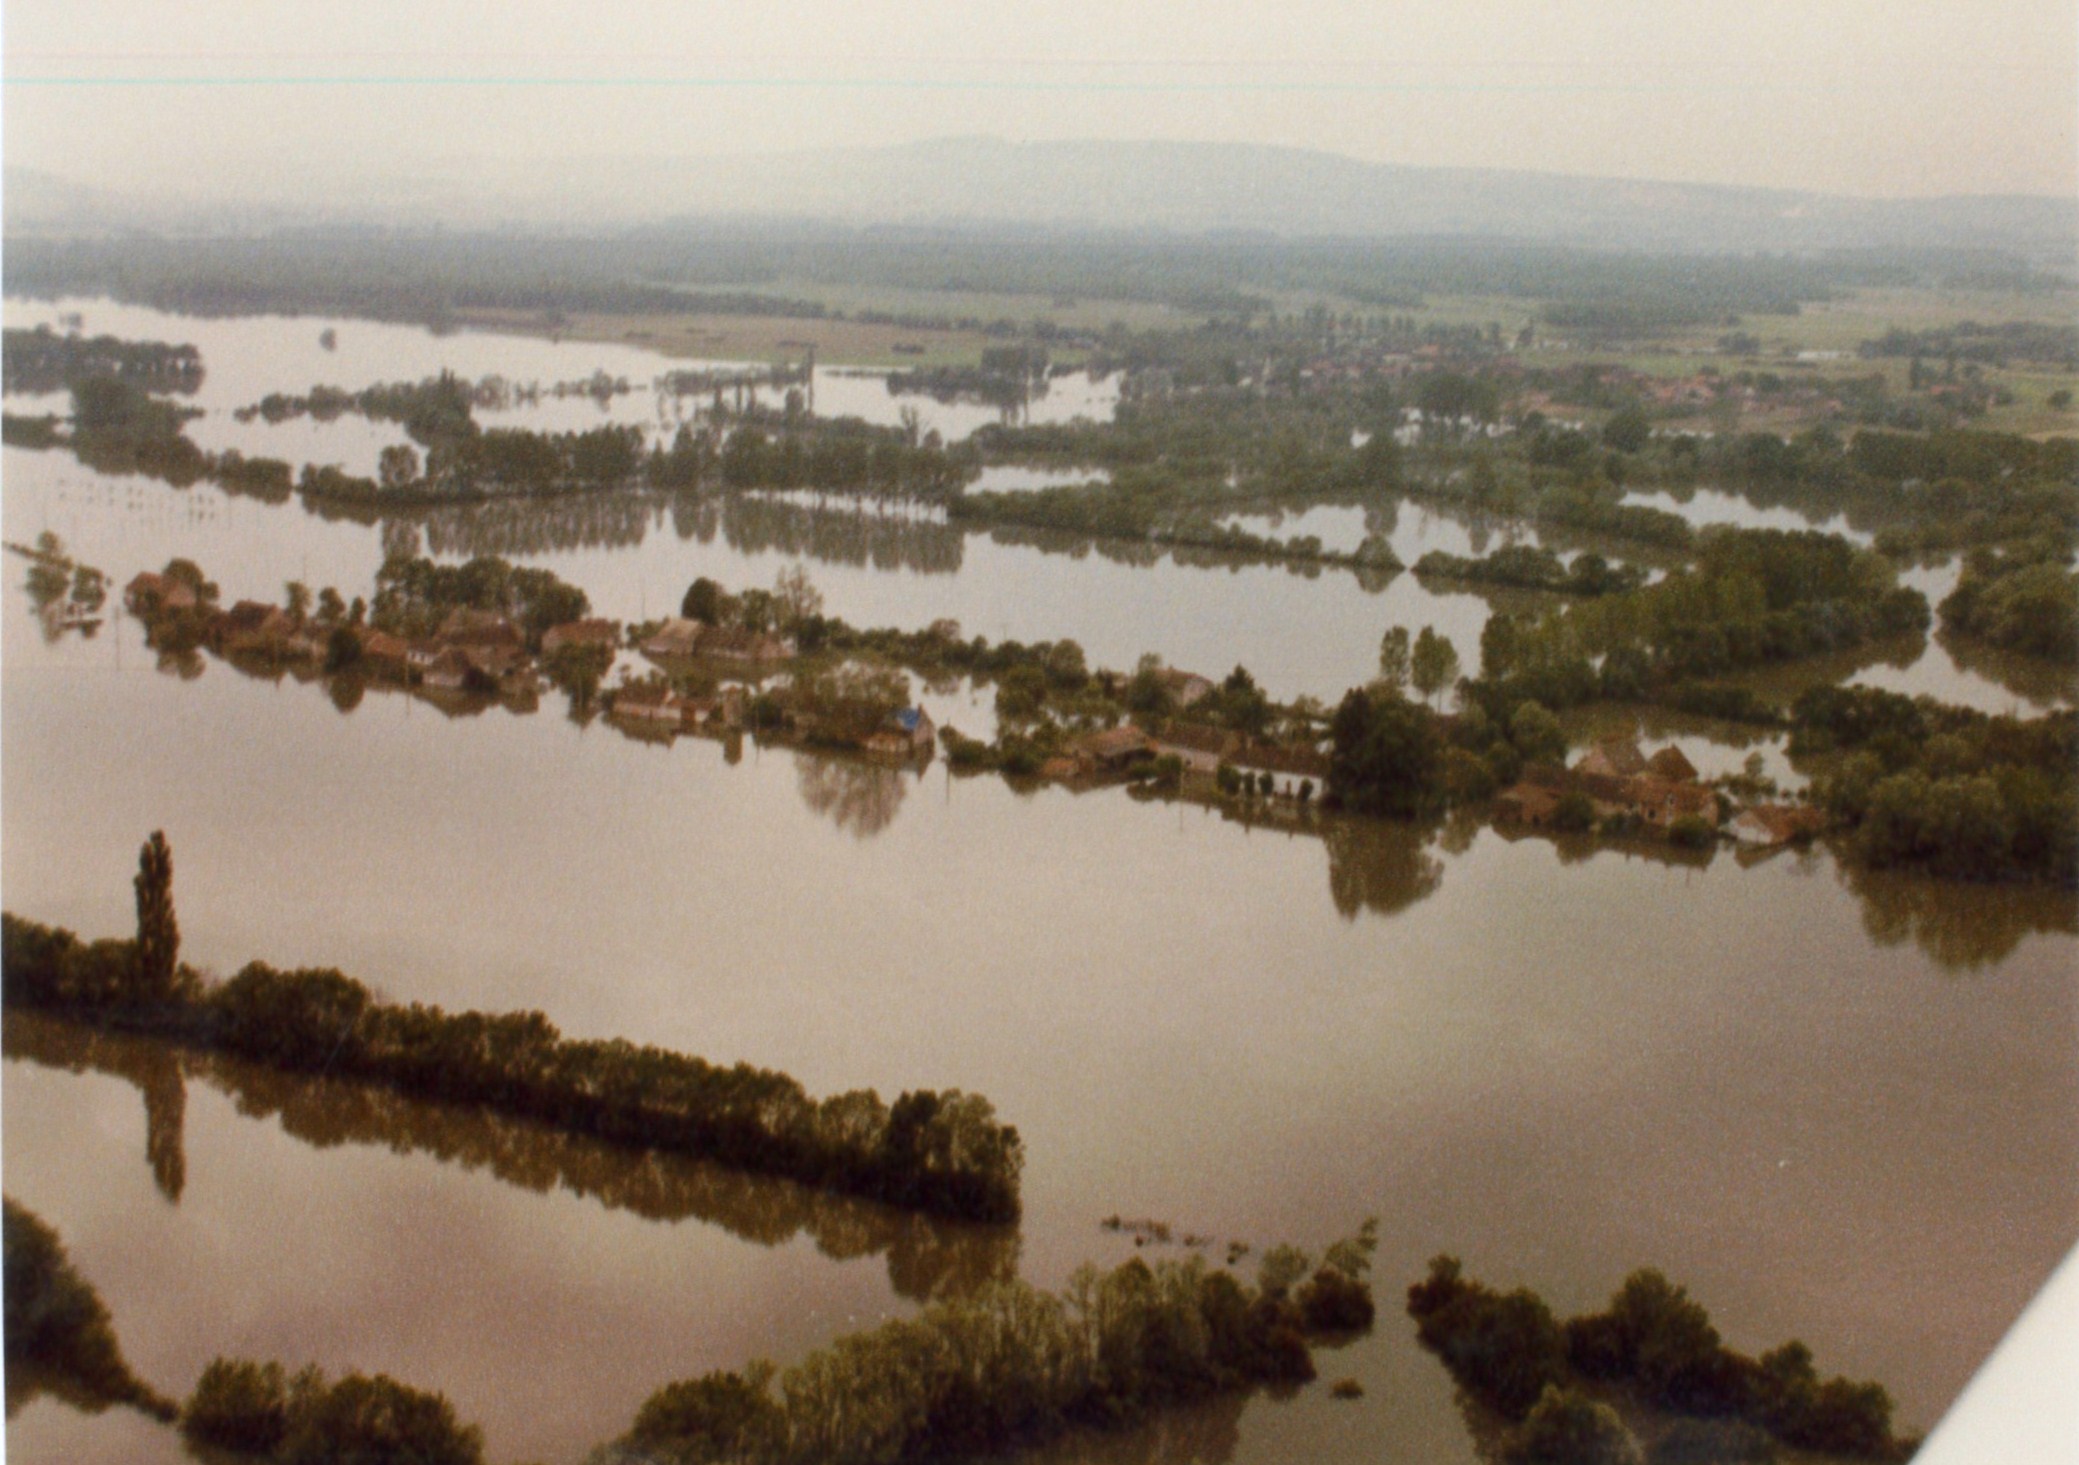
[4,299,2075,1463]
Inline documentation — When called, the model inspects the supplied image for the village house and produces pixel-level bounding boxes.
[211,601,298,657]
[1645,746,1700,783]
[459,643,533,693]
[610,680,679,723]
[124,571,197,615]
[283,623,330,662]
[1495,780,1567,828]
[1074,725,1154,775]
[1498,742,1718,837]
[541,618,621,656]
[1628,777,1719,830]
[356,629,410,677]
[437,607,525,651]
[404,641,444,681]
[639,618,705,658]
[1575,736,1648,780]
[697,624,793,666]
[1732,804,1825,848]
[863,707,936,760]
[419,646,476,692]
[1151,722,1238,776]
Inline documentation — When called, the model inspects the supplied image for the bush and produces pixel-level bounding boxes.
[182,1359,290,1454]
[1553,792,1596,833]
[277,1369,483,1465]
[1407,1257,1569,1421]
[1501,1386,1643,1465]
[626,1366,783,1460]
[1297,1267,1377,1333]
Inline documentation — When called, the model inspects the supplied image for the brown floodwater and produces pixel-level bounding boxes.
[14,295,2069,713]
[3,300,2076,1464]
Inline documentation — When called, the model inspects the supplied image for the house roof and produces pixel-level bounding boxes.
[641,618,704,652]
[1081,726,1152,758]
[1739,804,1823,840]
[439,607,524,645]
[1155,722,1236,757]
[1646,746,1700,783]
[542,618,619,649]
[1577,738,1647,778]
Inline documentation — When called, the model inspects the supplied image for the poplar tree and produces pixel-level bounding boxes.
[133,831,178,1002]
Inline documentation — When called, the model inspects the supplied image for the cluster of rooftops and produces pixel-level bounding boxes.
[1498,734,1823,849]
[121,569,1823,846]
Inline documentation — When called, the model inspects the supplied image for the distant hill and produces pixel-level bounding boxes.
[8,138,2075,262]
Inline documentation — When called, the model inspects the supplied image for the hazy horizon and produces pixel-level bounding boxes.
[6,0,2075,214]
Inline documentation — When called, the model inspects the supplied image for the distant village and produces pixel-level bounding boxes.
[117,564,1825,854]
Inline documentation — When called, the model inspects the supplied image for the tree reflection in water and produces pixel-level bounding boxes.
[1933,628,2079,711]
[418,493,653,560]
[3,1011,1018,1304]
[1322,816,1447,920]
[795,751,909,841]
[1837,858,2079,973]
[1021,1388,1248,1465]
[722,493,964,576]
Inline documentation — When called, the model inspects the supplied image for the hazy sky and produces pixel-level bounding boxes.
[6,1,2076,201]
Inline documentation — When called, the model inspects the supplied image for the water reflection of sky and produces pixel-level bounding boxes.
[3,297,1119,479]
[1622,486,1875,547]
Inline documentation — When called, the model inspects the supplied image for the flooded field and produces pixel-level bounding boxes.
[4,297,2076,1464]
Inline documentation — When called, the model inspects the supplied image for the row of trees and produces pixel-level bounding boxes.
[609,1226,1376,1465]
[180,1358,481,1465]
[1406,1257,1913,1462]
[1414,545,1646,598]
[3,839,1026,1224]
[2,326,204,396]
[370,552,590,646]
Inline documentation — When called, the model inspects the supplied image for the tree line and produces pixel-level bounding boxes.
[604,1223,1378,1465]
[180,1359,482,1465]
[5,1006,1020,1307]
[1406,1256,1914,1463]
[2,325,204,396]
[2,836,1026,1224]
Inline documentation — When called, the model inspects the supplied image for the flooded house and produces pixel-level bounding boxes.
[123,570,197,615]
[1151,722,1238,776]
[541,618,621,656]
[1732,804,1826,848]
[863,706,936,760]
[1074,725,1155,775]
